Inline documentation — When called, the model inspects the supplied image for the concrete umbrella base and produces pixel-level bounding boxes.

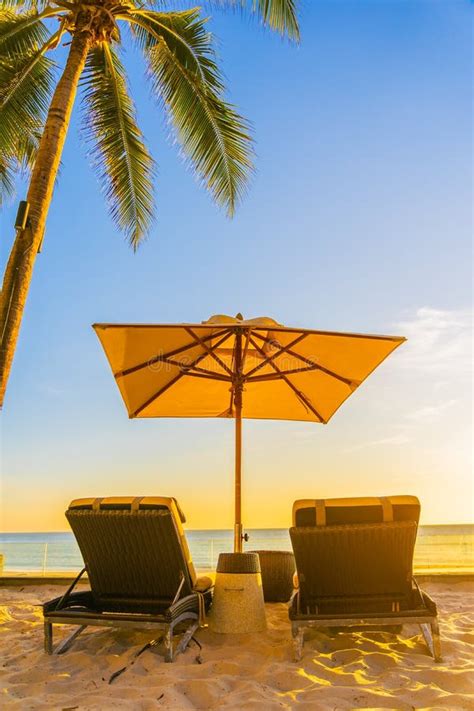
[208,553,267,634]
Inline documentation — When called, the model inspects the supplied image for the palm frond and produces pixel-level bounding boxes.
[13,126,41,174]
[253,0,299,39]
[0,36,56,159]
[128,9,223,92]
[204,1,300,39]
[0,129,39,205]
[81,43,155,249]
[147,1,300,40]
[0,10,57,202]
[0,153,15,206]
[0,0,49,12]
[0,9,56,58]
[127,9,253,216]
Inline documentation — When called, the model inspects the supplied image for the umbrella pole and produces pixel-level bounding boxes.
[233,328,244,553]
[234,390,243,552]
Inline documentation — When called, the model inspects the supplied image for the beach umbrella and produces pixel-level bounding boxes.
[93,314,405,552]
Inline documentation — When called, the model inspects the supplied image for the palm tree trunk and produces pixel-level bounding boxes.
[0,29,91,407]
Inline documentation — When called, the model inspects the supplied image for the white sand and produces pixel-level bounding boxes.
[1,580,473,710]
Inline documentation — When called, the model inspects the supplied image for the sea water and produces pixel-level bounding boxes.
[0,525,473,574]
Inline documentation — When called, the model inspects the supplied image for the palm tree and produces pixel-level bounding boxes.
[0,0,299,406]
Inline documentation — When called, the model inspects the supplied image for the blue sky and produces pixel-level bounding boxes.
[1,1,472,531]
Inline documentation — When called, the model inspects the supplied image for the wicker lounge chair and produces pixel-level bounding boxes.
[289,495,441,662]
[43,497,212,662]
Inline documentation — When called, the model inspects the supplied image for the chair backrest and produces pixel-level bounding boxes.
[66,496,197,611]
[293,495,420,527]
[290,495,420,603]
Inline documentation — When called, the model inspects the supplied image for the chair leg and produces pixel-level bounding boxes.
[431,619,442,662]
[54,625,87,655]
[175,621,199,659]
[292,624,304,662]
[164,627,174,663]
[44,621,53,655]
[419,621,442,662]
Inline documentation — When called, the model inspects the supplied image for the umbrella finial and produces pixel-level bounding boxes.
[235,313,243,320]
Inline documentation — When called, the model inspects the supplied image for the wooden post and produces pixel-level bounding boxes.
[234,390,243,552]
[233,330,243,553]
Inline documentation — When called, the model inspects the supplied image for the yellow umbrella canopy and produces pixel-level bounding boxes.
[93,314,405,550]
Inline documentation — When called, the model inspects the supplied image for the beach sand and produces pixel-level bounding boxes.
[1,580,473,710]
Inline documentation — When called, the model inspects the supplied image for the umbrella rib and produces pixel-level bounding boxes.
[246,364,321,382]
[115,328,229,379]
[225,328,249,419]
[243,333,308,379]
[181,372,230,382]
[240,329,251,372]
[130,332,231,417]
[248,335,326,423]
[179,364,232,381]
[148,357,231,382]
[184,327,234,377]
[251,331,356,388]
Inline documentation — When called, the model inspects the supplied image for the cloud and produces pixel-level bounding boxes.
[348,432,413,451]
[36,383,66,397]
[406,398,458,423]
[345,307,472,453]
[392,307,472,376]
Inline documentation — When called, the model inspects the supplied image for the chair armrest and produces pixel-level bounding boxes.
[194,575,214,593]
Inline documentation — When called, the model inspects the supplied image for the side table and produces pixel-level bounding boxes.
[208,552,266,633]
[250,550,296,602]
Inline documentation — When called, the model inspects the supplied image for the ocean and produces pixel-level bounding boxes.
[0,525,473,574]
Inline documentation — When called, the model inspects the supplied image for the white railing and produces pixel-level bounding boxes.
[0,530,472,575]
